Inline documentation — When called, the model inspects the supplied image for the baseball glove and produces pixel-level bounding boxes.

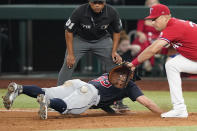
[108,62,134,89]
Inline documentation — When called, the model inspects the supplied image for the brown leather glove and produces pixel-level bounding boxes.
[108,62,134,89]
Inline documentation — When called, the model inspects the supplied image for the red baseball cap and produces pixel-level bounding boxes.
[145,4,170,19]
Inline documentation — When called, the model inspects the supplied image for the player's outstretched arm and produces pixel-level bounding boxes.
[137,39,168,64]
[127,39,169,71]
[136,95,163,114]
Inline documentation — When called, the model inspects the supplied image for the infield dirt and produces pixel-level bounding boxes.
[0,109,197,131]
[0,78,197,131]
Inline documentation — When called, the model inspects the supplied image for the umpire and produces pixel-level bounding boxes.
[57,0,123,85]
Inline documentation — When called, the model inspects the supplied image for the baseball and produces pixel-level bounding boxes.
[80,86,88,93]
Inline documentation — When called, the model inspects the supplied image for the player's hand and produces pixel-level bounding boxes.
[126,62,136,71]
[66,54,75,69]
[112,52,122,64]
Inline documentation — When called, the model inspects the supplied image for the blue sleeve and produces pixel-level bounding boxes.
[126,81,144,101]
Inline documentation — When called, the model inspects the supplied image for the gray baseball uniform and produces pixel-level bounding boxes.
[43,79,100,114]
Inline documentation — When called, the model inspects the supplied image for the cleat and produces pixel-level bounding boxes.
[37,94,49,120]
[2,82,21,110]
[112,100,130,112]
[161,109,188,118]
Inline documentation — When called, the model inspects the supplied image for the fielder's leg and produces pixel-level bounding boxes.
[161,55,197,118]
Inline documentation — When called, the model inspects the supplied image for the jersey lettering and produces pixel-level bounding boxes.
[100,24,109,29]
[118,19,122,30]
[172,42,182,49]
[119,19,122,27]
[189,21,197,28]
[92,75,112,88]
[179,19,197,28]
[66,18,75,29]
[81,24,91,29]
[66,19,71,26]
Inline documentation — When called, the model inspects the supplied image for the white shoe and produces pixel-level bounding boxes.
[37,94,49,120]
[2,82,22,110]
[161,109,188,118]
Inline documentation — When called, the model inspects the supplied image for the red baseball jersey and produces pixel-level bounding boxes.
[159,18,197,60]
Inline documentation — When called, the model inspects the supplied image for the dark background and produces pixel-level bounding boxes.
[0,0,146,73]
[0,0,197,74]
[0,0,145,5]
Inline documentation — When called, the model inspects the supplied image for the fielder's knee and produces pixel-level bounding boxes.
[165,59,174,70]
[165,59,181,73]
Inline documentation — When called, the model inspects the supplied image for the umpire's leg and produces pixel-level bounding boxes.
[92,37,117,73]
[57,36,88,86]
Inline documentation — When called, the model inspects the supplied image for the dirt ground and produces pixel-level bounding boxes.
[0,78,197,131]
[0,109,197,131]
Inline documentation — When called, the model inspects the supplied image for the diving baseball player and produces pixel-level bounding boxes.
[128,4,197,118]
[2,73,162,119]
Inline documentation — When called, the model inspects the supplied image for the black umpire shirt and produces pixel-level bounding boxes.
[65,3,122,42]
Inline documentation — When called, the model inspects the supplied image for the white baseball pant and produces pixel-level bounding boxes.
[165,54,197,111]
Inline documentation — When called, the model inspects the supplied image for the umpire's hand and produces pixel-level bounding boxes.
[66,54,75,69]
[112,52,122,64]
